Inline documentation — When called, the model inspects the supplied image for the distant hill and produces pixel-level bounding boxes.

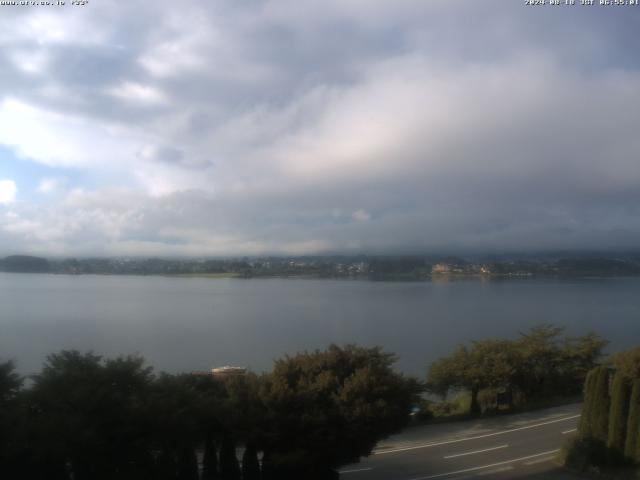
[0,255,51,273]
[556,257,640,276]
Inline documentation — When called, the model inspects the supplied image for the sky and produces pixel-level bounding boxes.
[0,0,639,257]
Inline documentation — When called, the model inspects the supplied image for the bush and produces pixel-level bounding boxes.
[411,398,434,422]
[563,437,608,471]
[428,394,470,418]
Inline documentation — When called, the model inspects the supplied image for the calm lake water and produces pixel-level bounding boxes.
[1,273,639,376]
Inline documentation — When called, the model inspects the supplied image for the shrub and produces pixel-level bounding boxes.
[428,393,470,418]
[563,437,608,471]
[562,438,607,471]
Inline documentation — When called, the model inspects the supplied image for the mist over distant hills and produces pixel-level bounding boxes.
[0,255,50,273]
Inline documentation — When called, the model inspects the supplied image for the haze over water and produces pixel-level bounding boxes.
[2,273,638,377]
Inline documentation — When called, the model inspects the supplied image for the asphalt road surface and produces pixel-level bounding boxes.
[340,404,583,480]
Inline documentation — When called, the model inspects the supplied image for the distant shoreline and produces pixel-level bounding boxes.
[1,270,639,282]
[3,254,640,279]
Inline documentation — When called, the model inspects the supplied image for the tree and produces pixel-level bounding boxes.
[428,326,607,415]
[147,374,203,480]
[219,373,267,446]
[607,346,640,463]
[561,333,608,393]
[612,347,640,381]
[0,360,21,403]
[194,372,264,479]
[260,345,422,477]
[177,447,199,480]
[624,380,640,462]
[428,340,518,414]
[591,367,612,443]
[29,351,155,480]
[573,366,611,469]
[0,360,23,478]
[607,372,630,458]
[241,443,260,480]
[578,368,599,439]
[427,346,474,409]
[469,339,519,409]
[512,325,565,401]
[219,437,241,480]
[201,436,219,480]
[154,449,178,480]
[1,344,430,479]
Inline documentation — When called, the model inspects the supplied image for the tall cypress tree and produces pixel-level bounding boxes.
[626,381,640,462]
[219,437,241,480]
[155,449,178,480]
[592,367,612,443]
[578,367,609,444]
[607,373,631,459]
[636,426,640,465]
[177,447,199,480]
[202,437,219,480]
[241,443,261,480]
[260,450,275,480]
[579,368,600,439]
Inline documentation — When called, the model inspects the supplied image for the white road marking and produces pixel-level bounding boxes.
[339,467,373,474]
[477,466,514,476]
[406,449,560,480]
[562,428,577,434]
[522,455,556,466]
[443,444,508,459]
[374,415,580,455]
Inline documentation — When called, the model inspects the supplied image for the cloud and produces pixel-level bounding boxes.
[352,210,371,222]
[0,180,17,205]
[0,1,639,255]
[107,82,168,105]
[0,99,144,169]
[36,177,65,194]
[7,48,50,74]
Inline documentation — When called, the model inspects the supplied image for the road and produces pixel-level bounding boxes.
[340,404,583,480]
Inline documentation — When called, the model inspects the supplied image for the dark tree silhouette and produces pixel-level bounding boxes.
[241,443,260,480]
[1,345,421,479]
[177,447,199,480]
[260,344,421,477]
[0,361,23,478]
[219,437,241,480]
[202,436,220,480]
[28,351,155,480]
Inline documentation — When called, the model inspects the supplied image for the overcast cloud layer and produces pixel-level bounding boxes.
[0,0,639,257]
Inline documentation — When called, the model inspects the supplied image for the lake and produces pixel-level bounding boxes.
[1,273,639,377]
